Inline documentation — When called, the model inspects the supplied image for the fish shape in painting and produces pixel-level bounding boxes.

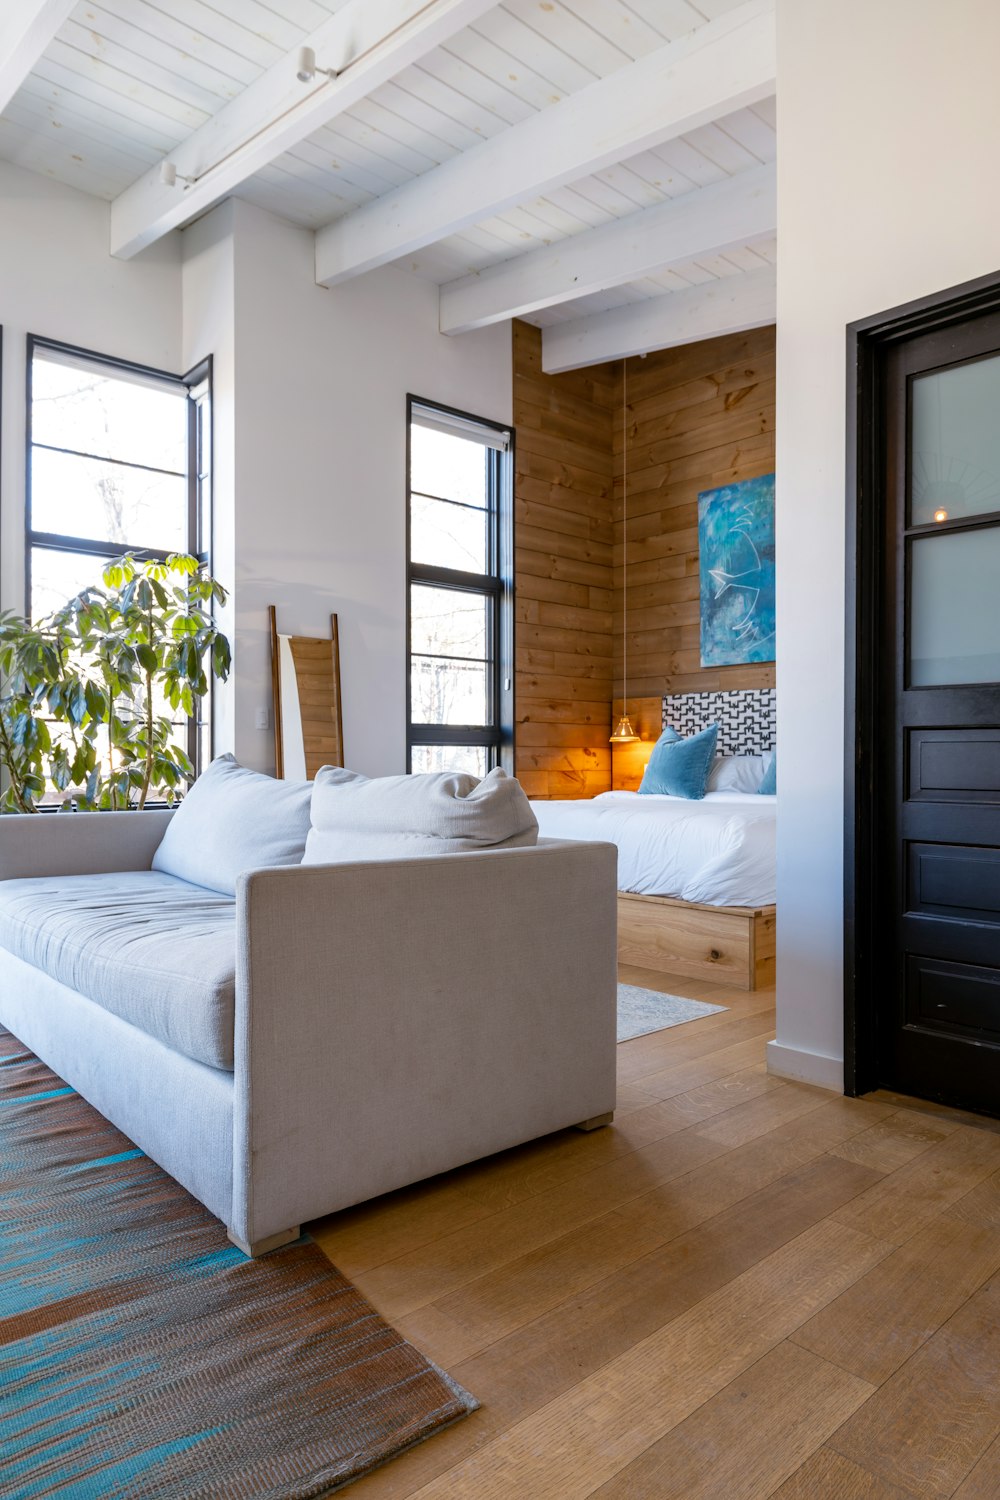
[698,474,776,667]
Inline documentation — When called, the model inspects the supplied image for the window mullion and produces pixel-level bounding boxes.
[31,442,186,479]
[28,532,176,560]
[410,562,498,594]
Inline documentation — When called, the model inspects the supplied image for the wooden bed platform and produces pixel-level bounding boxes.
[617,892,776,991]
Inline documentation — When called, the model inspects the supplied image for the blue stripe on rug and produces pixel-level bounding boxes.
[0,1026,477,1498]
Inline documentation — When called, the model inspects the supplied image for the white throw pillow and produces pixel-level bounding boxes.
[303,766,538,864]
[152,754,312,895]
[706,754,768,795]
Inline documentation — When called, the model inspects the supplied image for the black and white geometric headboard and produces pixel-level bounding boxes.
[662,688,776,756]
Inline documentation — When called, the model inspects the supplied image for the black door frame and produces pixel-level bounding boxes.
[845,267,1000,1097]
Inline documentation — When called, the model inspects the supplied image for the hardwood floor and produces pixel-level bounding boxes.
[309,968,1000,1498]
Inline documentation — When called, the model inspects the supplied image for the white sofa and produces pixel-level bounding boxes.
[0,807,617,1255]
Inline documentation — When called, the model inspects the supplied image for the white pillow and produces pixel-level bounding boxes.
[152,754,313,895]
[303,766,538,865]
[706,754,767,795]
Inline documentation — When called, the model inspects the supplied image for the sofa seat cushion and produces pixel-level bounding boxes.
[0,871,237,1071]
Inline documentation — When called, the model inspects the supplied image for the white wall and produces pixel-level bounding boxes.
[222,200,512,776]
[0,160,182,612]
[0,171,512,779]
[772,0,1000,1089]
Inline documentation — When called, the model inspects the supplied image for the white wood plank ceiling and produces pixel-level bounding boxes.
[0,0,777,369]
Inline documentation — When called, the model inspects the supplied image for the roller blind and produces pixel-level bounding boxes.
[32,340,187,399]
[411,400,510,451]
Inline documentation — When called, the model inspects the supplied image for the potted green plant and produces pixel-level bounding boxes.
[0,552,230,813]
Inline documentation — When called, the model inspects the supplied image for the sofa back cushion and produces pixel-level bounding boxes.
[303,766,538,864]
[152,754,312,895]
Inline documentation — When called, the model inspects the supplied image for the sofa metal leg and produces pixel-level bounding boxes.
[227,1225,301,1258]
[575,1111,614,1132]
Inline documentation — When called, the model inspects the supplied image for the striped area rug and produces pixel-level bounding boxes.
[0,1027,476,1498]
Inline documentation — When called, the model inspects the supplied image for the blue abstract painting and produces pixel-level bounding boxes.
[698,473,775,667]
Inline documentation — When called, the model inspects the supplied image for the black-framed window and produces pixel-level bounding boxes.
[406,396,513,775]
[26,335,213,770]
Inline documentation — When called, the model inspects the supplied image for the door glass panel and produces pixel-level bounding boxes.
[910,527,1000,685]
[911,355,1000,524]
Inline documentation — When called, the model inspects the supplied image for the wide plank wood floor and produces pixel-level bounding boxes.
[310,967,1000,1498]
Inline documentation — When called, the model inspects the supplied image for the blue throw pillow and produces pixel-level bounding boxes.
[758,752,777,795]
[638,723,719,800]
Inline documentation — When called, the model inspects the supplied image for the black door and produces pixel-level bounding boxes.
[874,306,1000,1114]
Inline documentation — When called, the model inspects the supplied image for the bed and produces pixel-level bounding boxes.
[531,689,777,991]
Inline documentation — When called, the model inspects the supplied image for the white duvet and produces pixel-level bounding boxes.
[531,790,776,907]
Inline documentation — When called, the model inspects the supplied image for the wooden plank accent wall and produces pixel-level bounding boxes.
[512,322,776,799]
[614,325,777,704]
[513,320,616,799]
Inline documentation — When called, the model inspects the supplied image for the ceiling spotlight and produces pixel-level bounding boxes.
[296,46,338,83]
[159,160,197,189]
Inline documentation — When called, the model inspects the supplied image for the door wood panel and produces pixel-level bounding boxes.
[906,843,1000,922]
[908,728,1000,801]
[904,955,1000,1046]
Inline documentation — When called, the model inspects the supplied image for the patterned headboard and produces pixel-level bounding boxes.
[662,688,776,756]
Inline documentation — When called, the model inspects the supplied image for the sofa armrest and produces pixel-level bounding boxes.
[0,809,173,880]
[231,839,618,1245]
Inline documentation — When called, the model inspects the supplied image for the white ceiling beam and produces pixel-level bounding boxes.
[541,265,776,374]
[0,0,76,112]
[315,0,775,288]
[110,0,499,260]
[439,161,776,335]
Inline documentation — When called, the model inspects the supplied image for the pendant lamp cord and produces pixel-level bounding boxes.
[622,358,628,720]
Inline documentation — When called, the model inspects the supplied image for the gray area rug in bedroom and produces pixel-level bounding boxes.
[617,984,727,1042]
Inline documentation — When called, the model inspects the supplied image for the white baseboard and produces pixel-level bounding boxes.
[766,1039,844,1093]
